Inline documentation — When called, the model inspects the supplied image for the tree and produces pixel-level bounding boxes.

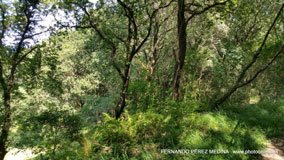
[212,3,284,109]
[0,0,48,159]
[63,0,173,119]
[173,0,229,100]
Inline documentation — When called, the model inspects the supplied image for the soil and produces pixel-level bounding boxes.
[262,138,284,160]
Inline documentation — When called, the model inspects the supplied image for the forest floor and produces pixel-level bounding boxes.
[262,138,284,160]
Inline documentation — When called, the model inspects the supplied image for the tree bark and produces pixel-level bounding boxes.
[173,0,228,101]
[0,2,39,159]
[0,89,11,160]
[115,63,131,119]
[173,0,187,101]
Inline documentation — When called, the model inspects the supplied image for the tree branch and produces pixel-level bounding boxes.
[186,0,229,24]
[212,4,284,108]
[235,3,284,85]
[9,3,34,86]
[14,46,38,68]
[134,0,174,55]
[239,43,284,88]
[77,4,125,79]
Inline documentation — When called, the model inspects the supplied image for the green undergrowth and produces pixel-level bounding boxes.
[33,100,284,159]
[223,100,284,138]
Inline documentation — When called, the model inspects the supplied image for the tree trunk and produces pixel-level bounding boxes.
[173,0,187,101]
[212,86,239,109]
[0,90,11,160]
[115,63,131,119]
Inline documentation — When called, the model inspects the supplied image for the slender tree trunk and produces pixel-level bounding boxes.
[0,90,11,160]
[115,63,131,119]
[173,0,187,101]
